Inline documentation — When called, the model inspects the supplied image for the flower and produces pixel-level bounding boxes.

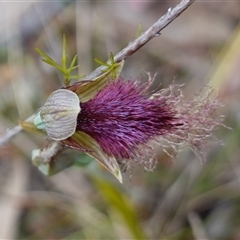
[70,76,223,161]
[24,39,223,182]
[30,58,223,182]
[33,69,223,182]
[74,78,177,161]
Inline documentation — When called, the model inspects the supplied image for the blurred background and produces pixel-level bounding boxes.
[0,1,240,239]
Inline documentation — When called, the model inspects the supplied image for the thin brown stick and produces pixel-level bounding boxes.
[0,125,22,146]
[0,0,195,153]
[0,115,35,147]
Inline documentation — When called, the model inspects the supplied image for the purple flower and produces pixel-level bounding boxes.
[34,67,223,181]
[68,76,222,167]
[76,78,177,160]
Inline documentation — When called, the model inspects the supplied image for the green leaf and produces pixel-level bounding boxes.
[70,54,78,69]
[35,48,55,61]
[42,59,63,73]
[65,65,79,74]
[94,52,121,79]
[92,176,147,239]
[94,58,109,67]
[62,34,67,72]
[35,35,83,86]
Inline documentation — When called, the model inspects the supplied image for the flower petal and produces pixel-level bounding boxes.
[68,60,124,102]
[62,131,122,183]
[40,89,81,141]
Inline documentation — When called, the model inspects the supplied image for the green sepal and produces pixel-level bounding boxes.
[62,131,123,183]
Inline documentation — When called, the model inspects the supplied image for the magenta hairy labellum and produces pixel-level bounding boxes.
[61,75,223,176]
[75,79,178,160]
